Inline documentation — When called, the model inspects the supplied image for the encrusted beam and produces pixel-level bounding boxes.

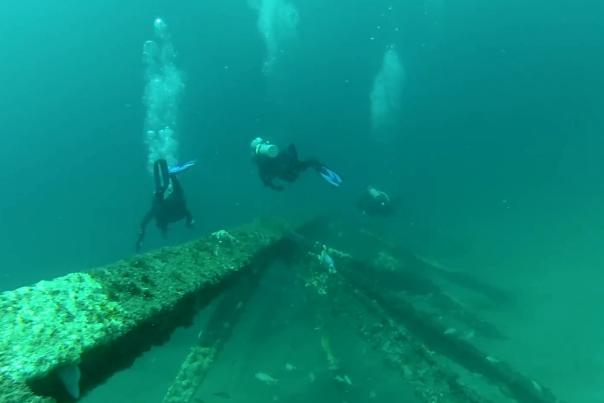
[0,219,291,402]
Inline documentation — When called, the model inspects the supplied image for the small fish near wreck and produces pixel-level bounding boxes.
[254,372,278,385]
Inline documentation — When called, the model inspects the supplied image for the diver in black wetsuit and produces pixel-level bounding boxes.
[136,159,195,251]
[250,137,342,191]
[357,186,398,217]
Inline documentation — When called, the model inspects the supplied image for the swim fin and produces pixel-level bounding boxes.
[154,159,170,193]
[319,166,342,187]
[168,160,197,175]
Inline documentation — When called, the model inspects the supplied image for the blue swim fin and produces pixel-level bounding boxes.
[319,166,342,187]
[168,160,196,175]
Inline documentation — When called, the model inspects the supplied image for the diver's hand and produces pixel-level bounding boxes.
[262,177,284,191]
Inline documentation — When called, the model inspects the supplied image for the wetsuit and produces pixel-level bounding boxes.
[255,144,322,191]
[136,159,194,251]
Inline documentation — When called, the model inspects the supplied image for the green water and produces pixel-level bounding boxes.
[1,0,603,401]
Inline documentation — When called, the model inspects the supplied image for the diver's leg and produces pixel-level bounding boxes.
[136,210,153,252]
[286,144,321,173]
[136,197,159,252]
[298,158,322,172]
[170,176,195,225]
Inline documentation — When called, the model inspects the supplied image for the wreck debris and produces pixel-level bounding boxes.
[0,219,290,403]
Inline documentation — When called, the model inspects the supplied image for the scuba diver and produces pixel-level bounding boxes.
[135,159,196,252]
[357,185,398,217]
[250,137,342,191]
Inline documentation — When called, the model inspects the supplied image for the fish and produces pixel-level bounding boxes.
[334,374,353,386]
[319,247,336,273]
[255,372,278,385]
[531,379,542,393]
[212,391,232,399]
[443,327,457,335]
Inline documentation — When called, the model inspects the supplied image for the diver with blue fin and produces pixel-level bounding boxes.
[136,159,196,251]
[250,137,342,191]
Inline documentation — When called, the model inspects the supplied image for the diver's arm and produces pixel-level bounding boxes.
[260,172,284,191]
[264,179,284,191]
[388,197,401,215]
[136,210,154,252]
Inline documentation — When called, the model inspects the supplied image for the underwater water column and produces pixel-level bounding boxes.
[425,0,446,20]
[370,45,405,142]
[424,0,446,37]
[248,0,299,74]
[143,18,184,174]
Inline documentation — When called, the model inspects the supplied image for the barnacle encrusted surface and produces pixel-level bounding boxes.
[0,273,125,382]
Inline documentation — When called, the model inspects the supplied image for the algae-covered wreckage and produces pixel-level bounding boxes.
[0,218,563,403]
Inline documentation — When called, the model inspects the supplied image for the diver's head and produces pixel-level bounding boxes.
[250,137,279,158]
[367,186,380,198]
[367,186,390,205]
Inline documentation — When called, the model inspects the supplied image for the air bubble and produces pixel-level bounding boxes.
[143,40,158,57]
